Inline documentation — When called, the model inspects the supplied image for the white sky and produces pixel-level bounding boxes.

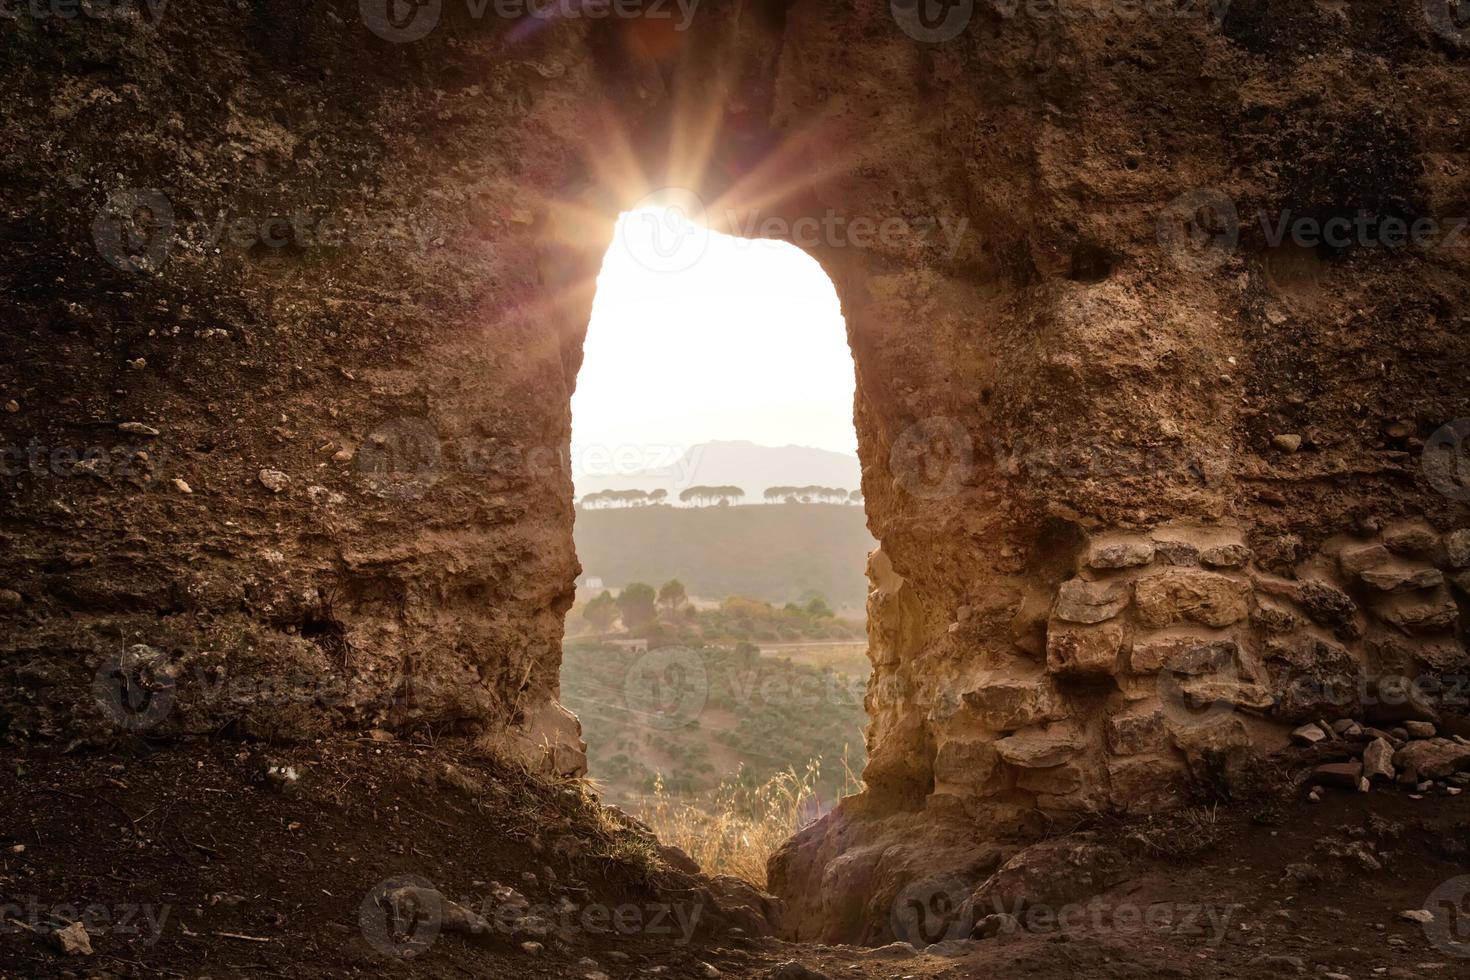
[570,207,857,479]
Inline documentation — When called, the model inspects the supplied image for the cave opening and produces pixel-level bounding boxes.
[558,199,872,884]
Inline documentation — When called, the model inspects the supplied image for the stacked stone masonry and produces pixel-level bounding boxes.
[928,521,1470,822]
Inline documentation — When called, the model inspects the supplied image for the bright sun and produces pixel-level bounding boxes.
[570,207,856,485]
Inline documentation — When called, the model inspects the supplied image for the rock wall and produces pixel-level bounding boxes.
[3,0,1470,946]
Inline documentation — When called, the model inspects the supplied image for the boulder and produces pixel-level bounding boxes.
[1394,738,1470,779]
[1134,569,1251,629]
[706,875,784,938]
[970,837,1128,920]
[1053,578,1128,624]
[1045,620,1125,680]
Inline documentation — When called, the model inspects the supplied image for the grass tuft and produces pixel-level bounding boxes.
[633,759,854,887]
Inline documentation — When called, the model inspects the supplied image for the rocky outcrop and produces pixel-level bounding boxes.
[2,0,1469,949]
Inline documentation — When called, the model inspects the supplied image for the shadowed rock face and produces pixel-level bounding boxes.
[3,0,1470,946]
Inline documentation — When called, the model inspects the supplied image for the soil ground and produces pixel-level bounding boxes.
[3,736,1470,978]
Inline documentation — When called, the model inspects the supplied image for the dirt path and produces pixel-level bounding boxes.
[3,737,1469,978]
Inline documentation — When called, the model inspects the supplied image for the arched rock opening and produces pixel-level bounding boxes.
[4,0,1470,948]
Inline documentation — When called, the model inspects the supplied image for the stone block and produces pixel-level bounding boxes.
[1200,543,1252,569]
[995,723,1085,768]
[1105,705,1165,756]
[1446,529,1470,569]
[933,737,1000,788]
[1105,754,1185,808]
[1383,519,1439,555]
[1085,536,1155,570]
[1373,589,1460,635]
[1134,569,1251,629]
[1130,631,1237,675]
[959,667,1068,731]
[1046,619,1125,680]
[1053,577,1128,624]
[1015,762,1083,796]
[1338,542,1391,578]
[1359,564,1444,593]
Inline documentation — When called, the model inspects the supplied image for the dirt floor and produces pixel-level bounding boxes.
[3,736,1470,978]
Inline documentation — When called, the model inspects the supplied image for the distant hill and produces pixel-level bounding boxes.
[573,440,861,501]
[573,502,875,608]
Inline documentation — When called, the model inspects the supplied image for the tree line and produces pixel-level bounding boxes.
[578,485,864,509]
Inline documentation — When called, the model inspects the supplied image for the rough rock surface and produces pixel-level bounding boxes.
[2,0,1470,949]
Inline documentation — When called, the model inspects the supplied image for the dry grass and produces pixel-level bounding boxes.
[635,758,857,887]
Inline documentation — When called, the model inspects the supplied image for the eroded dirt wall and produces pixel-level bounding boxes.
[3,0,1470,947]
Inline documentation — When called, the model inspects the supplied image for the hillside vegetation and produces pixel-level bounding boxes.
[573,502,875,607]
[560,642,868,808]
